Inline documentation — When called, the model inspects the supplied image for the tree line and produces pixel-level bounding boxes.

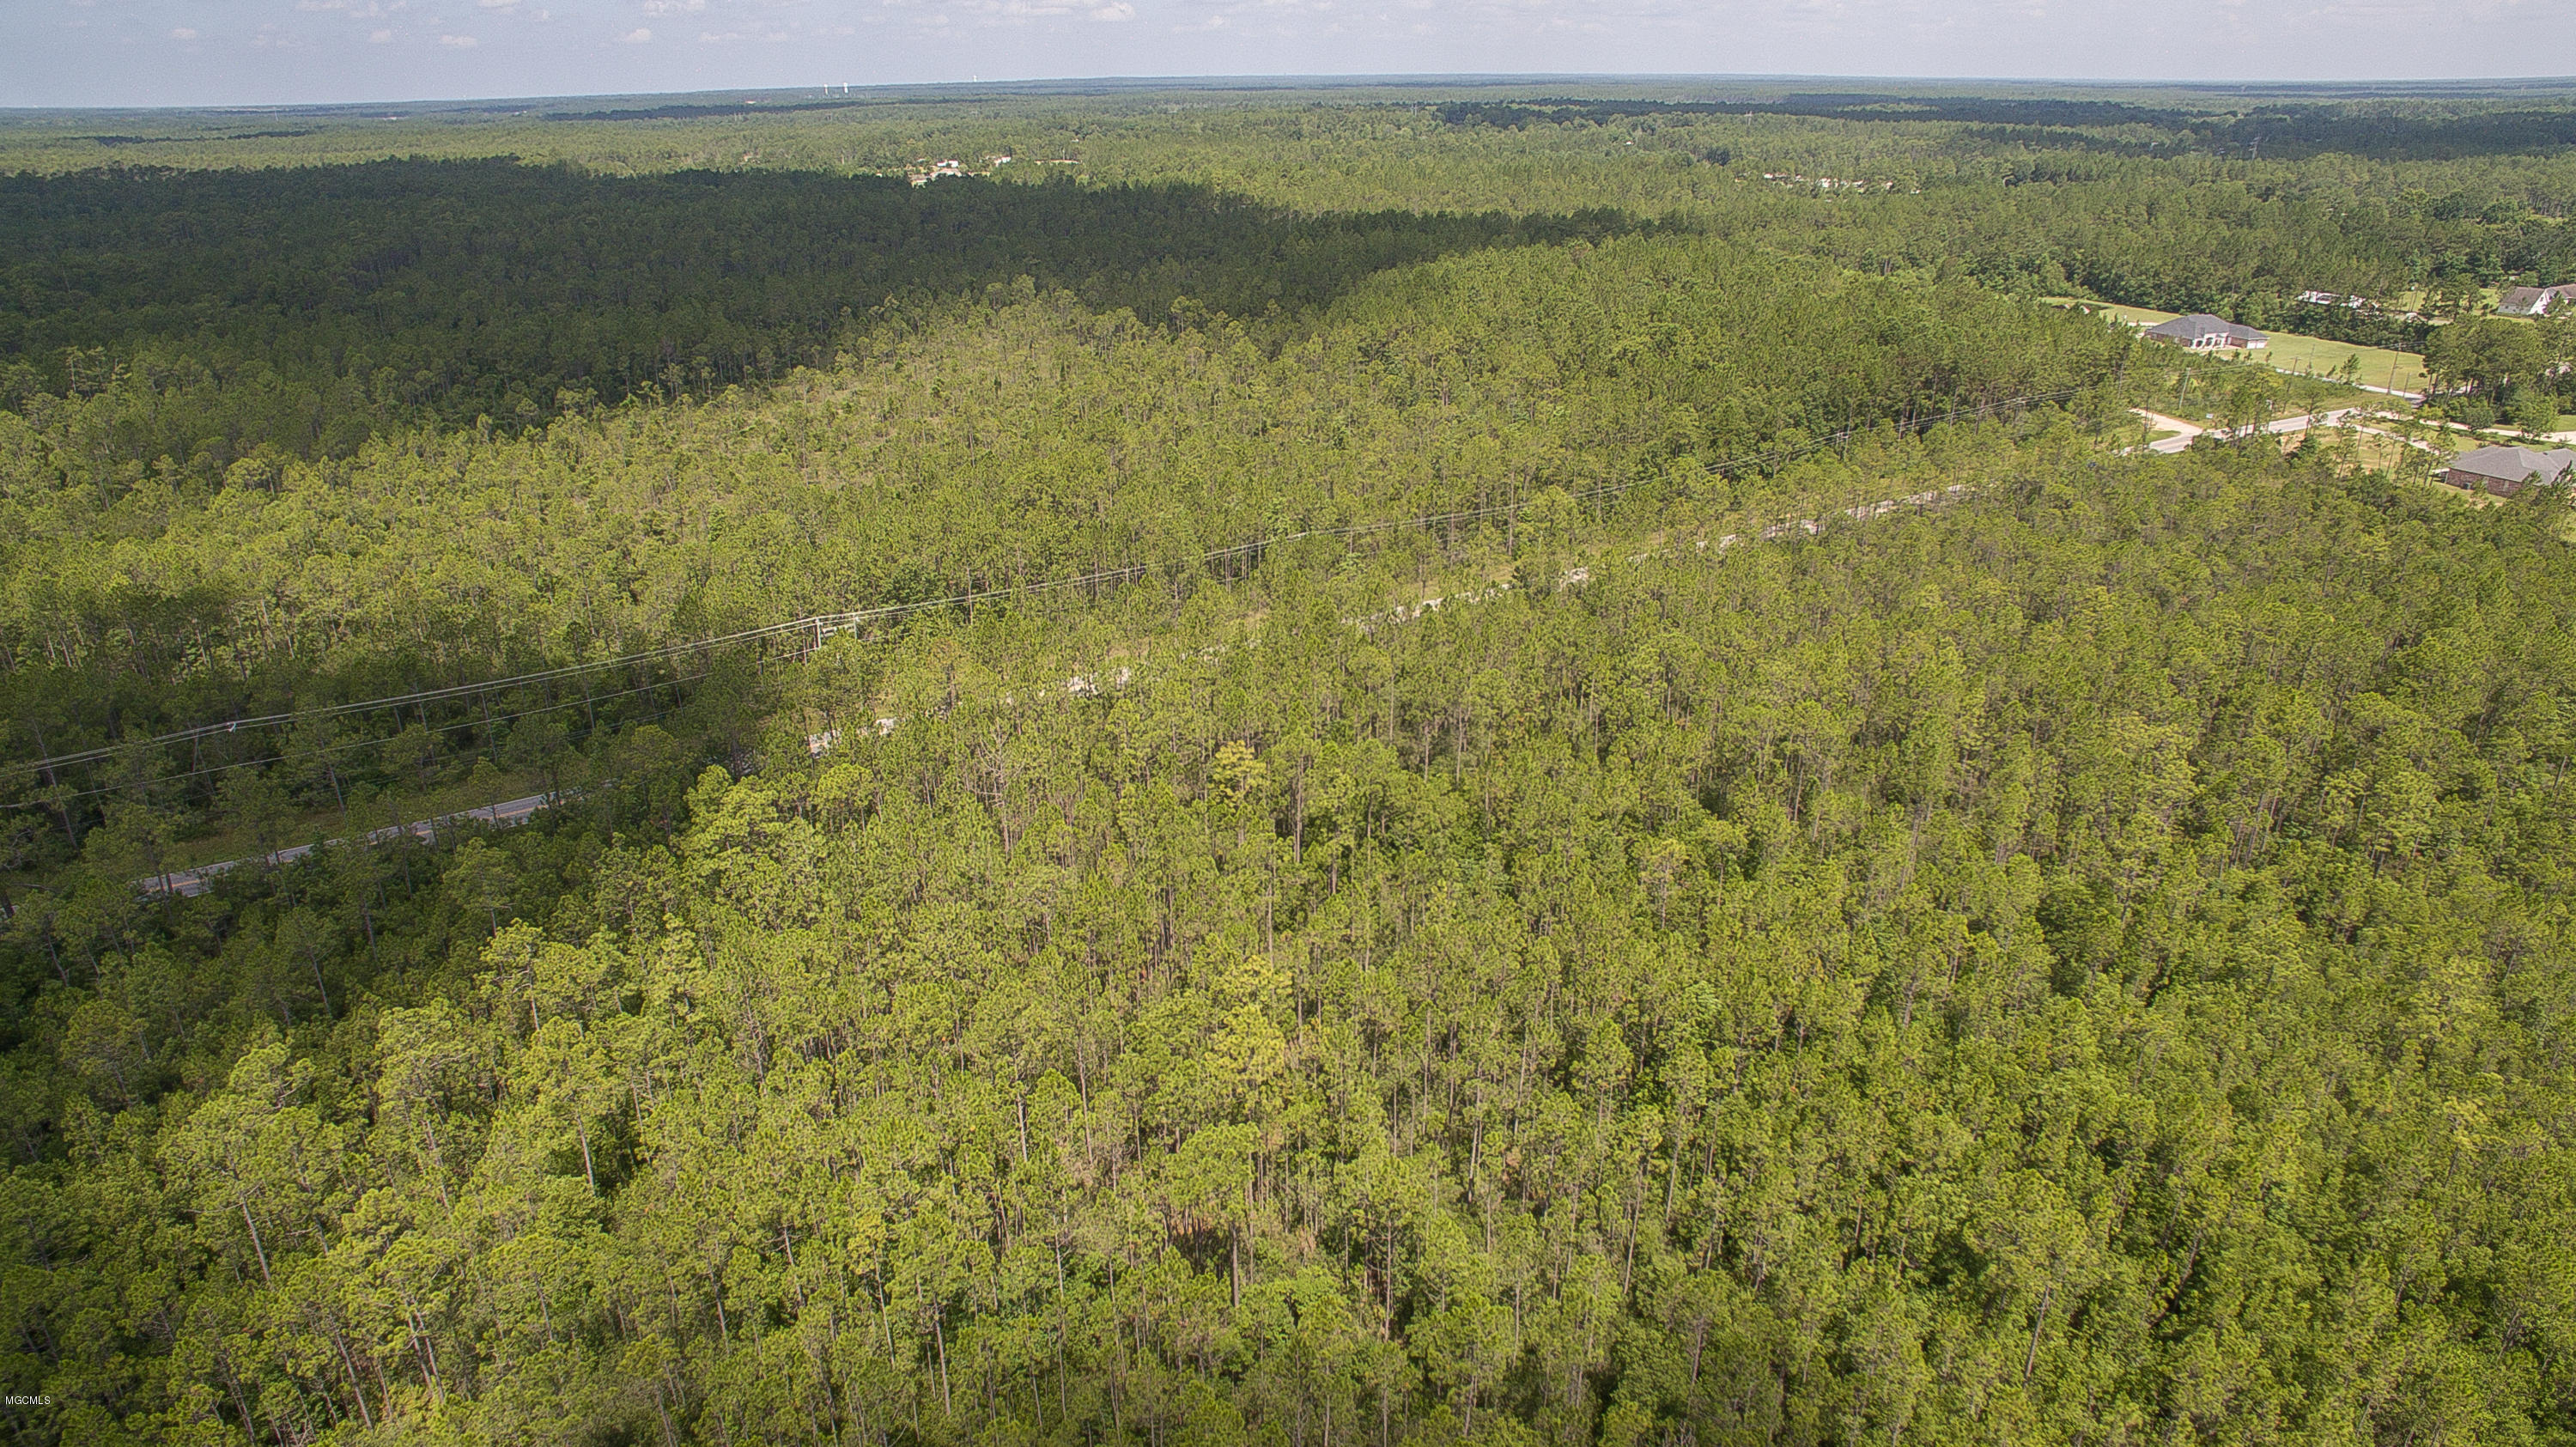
[0,160,1642,465]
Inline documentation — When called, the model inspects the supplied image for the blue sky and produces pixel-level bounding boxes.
[6,0,2573,108]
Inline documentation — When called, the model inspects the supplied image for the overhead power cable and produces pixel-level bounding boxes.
[6,387,2084,779]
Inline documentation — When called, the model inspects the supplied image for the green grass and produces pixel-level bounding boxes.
[2261,332,2430,395]
[2051,300,2431,395]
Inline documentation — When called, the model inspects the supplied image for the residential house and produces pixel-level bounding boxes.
[2444,445,2576,496]
[2496,284,2576,318]
[2142,313,2269,350]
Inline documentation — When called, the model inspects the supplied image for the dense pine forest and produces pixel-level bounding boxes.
[4,80,2576,1446]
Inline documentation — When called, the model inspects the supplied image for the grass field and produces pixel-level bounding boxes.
[2052,301,2432,395]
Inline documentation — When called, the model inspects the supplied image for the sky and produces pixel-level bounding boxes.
[4,0,2573,109]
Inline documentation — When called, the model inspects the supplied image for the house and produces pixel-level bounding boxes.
[2142,313,2269,350]
[2495,284,2576,318]
[2444,445,2576,496]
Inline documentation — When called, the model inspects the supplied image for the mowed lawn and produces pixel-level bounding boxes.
[2052,301,2431,394]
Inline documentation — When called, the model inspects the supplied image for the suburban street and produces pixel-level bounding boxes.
[2131,406,2474,459]
[2134,406,2366,453]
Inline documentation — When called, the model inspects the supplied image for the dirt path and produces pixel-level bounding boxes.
[141,791,565,897]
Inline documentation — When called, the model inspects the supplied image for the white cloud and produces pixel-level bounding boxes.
[477,0,519,9]
[1090,2,1135,15]
[642,0,705,12]
[168,25,199,37]
[437,29,477,42]
[368,26,393,38]
[617,24,651,39]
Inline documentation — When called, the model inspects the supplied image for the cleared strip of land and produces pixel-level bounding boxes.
[139,791,567,897]
[142,476,1996,898]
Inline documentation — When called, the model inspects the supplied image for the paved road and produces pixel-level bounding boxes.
[2133,401,2391,453]
[2135,410,2210,453]
[141,792,564,897]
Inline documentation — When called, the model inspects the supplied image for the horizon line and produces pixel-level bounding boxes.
[9,70,2576,118]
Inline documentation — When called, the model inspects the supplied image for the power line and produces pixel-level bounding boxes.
[6,388,2083,780]
[7,672,693,809]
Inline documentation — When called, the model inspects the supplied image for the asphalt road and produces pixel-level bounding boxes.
[2134,408,2376,454]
